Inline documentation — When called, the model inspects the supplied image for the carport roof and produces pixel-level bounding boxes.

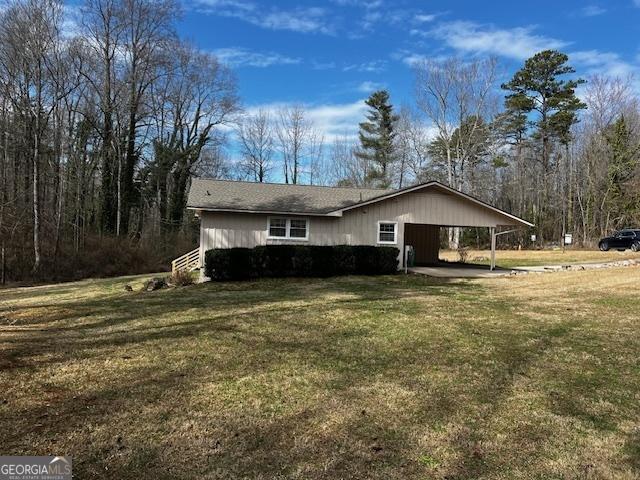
[331,180,535,227]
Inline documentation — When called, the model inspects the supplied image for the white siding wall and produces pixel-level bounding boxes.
[198,190,520,267]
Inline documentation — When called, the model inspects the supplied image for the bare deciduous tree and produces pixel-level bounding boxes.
[276,104,312,184]
[237,109,273,182]
[393,105,433,188]
[307,131,325,185]
[328,135,371,187]
[414,56,499,247]
[0,0,238,281]
[0,0,75,272]
[149,42,238,232]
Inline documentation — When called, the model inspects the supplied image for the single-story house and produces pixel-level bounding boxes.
[182,178,533,275]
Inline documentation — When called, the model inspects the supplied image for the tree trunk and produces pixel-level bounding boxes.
[122,90,138,235]
[445,143,458,249]
[169,165,189,231]
[32,117,41,274]
[116,152,122,235]
[100,37,117,234]
[158,171,169,234]
[566,143,574,235]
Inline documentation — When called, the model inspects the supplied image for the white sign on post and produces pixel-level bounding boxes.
[530,234,537,242]
[564,233,573,245]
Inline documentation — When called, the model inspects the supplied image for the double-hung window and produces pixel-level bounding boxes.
[377,221,397,244]
[268,217,309,240]
[289,219,308,238]
[268,218,287,238]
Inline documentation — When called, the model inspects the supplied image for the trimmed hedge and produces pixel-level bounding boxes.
[204,248,254,281]
[205,244,399,281]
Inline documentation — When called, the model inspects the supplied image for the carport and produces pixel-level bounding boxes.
[399,186,534,271]
[404,224,520,271]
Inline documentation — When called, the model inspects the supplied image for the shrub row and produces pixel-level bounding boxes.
[204,245,400,281]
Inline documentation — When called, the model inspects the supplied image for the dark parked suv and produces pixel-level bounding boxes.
[599,229,640,252]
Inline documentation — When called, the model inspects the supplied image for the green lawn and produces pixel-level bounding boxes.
[1,268,640,479]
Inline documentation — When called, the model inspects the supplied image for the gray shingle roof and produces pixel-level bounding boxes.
[187,178,393,215]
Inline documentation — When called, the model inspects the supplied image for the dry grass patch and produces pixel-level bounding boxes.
[1,270,640,478]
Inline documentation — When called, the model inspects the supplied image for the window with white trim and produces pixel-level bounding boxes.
[267,217,309,240]
[268,217,287,238]
[289,219,308,238]
[377,221,397,244]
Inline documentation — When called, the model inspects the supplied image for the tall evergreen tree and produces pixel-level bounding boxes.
[501,50,586,240]
[355,90,398,187]
[502,50,586,169]
[604,115,640,229]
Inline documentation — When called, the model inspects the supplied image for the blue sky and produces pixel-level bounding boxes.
[181,0,640,141]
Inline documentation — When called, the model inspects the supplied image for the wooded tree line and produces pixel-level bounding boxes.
[236,51,640,250]
[0,0,238,281]
[1,0,639,282]
[330,52,639,249]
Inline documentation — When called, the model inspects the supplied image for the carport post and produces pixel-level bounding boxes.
[490,227,496,271]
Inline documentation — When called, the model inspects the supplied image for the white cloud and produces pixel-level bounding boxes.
[342,60,387,73]
[361,10,382,30]
[427,20,568,59]
[244,100,367,141]
[329,0,381,6]
[357,81,385,93]
[260,7,330,34]
[311,60,337,70]
[401,53,428,66]
[352,8,442,36]
[212,47,300,68]
[414,13,437,23]
[571,50,638,78]
[391,49,446,67]
[193,0,333,34]
[307,101,368,140]
[580,5,607,16]
[196,0,255,10]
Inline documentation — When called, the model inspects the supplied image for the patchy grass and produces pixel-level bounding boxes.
[440,248,640,268]
[1,269,640,479]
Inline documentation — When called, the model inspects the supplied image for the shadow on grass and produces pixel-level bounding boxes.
[0,275,480,369]
[1,274,638,478]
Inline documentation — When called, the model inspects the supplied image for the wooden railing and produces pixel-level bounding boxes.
[171,248,200,273]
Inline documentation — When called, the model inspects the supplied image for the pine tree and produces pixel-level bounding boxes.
[501,50,586,240]
[604,115,640,228]
[355,90,399,188]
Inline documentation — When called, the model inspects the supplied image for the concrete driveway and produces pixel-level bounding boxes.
[408,264,511,278]
[409,258,640,278]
